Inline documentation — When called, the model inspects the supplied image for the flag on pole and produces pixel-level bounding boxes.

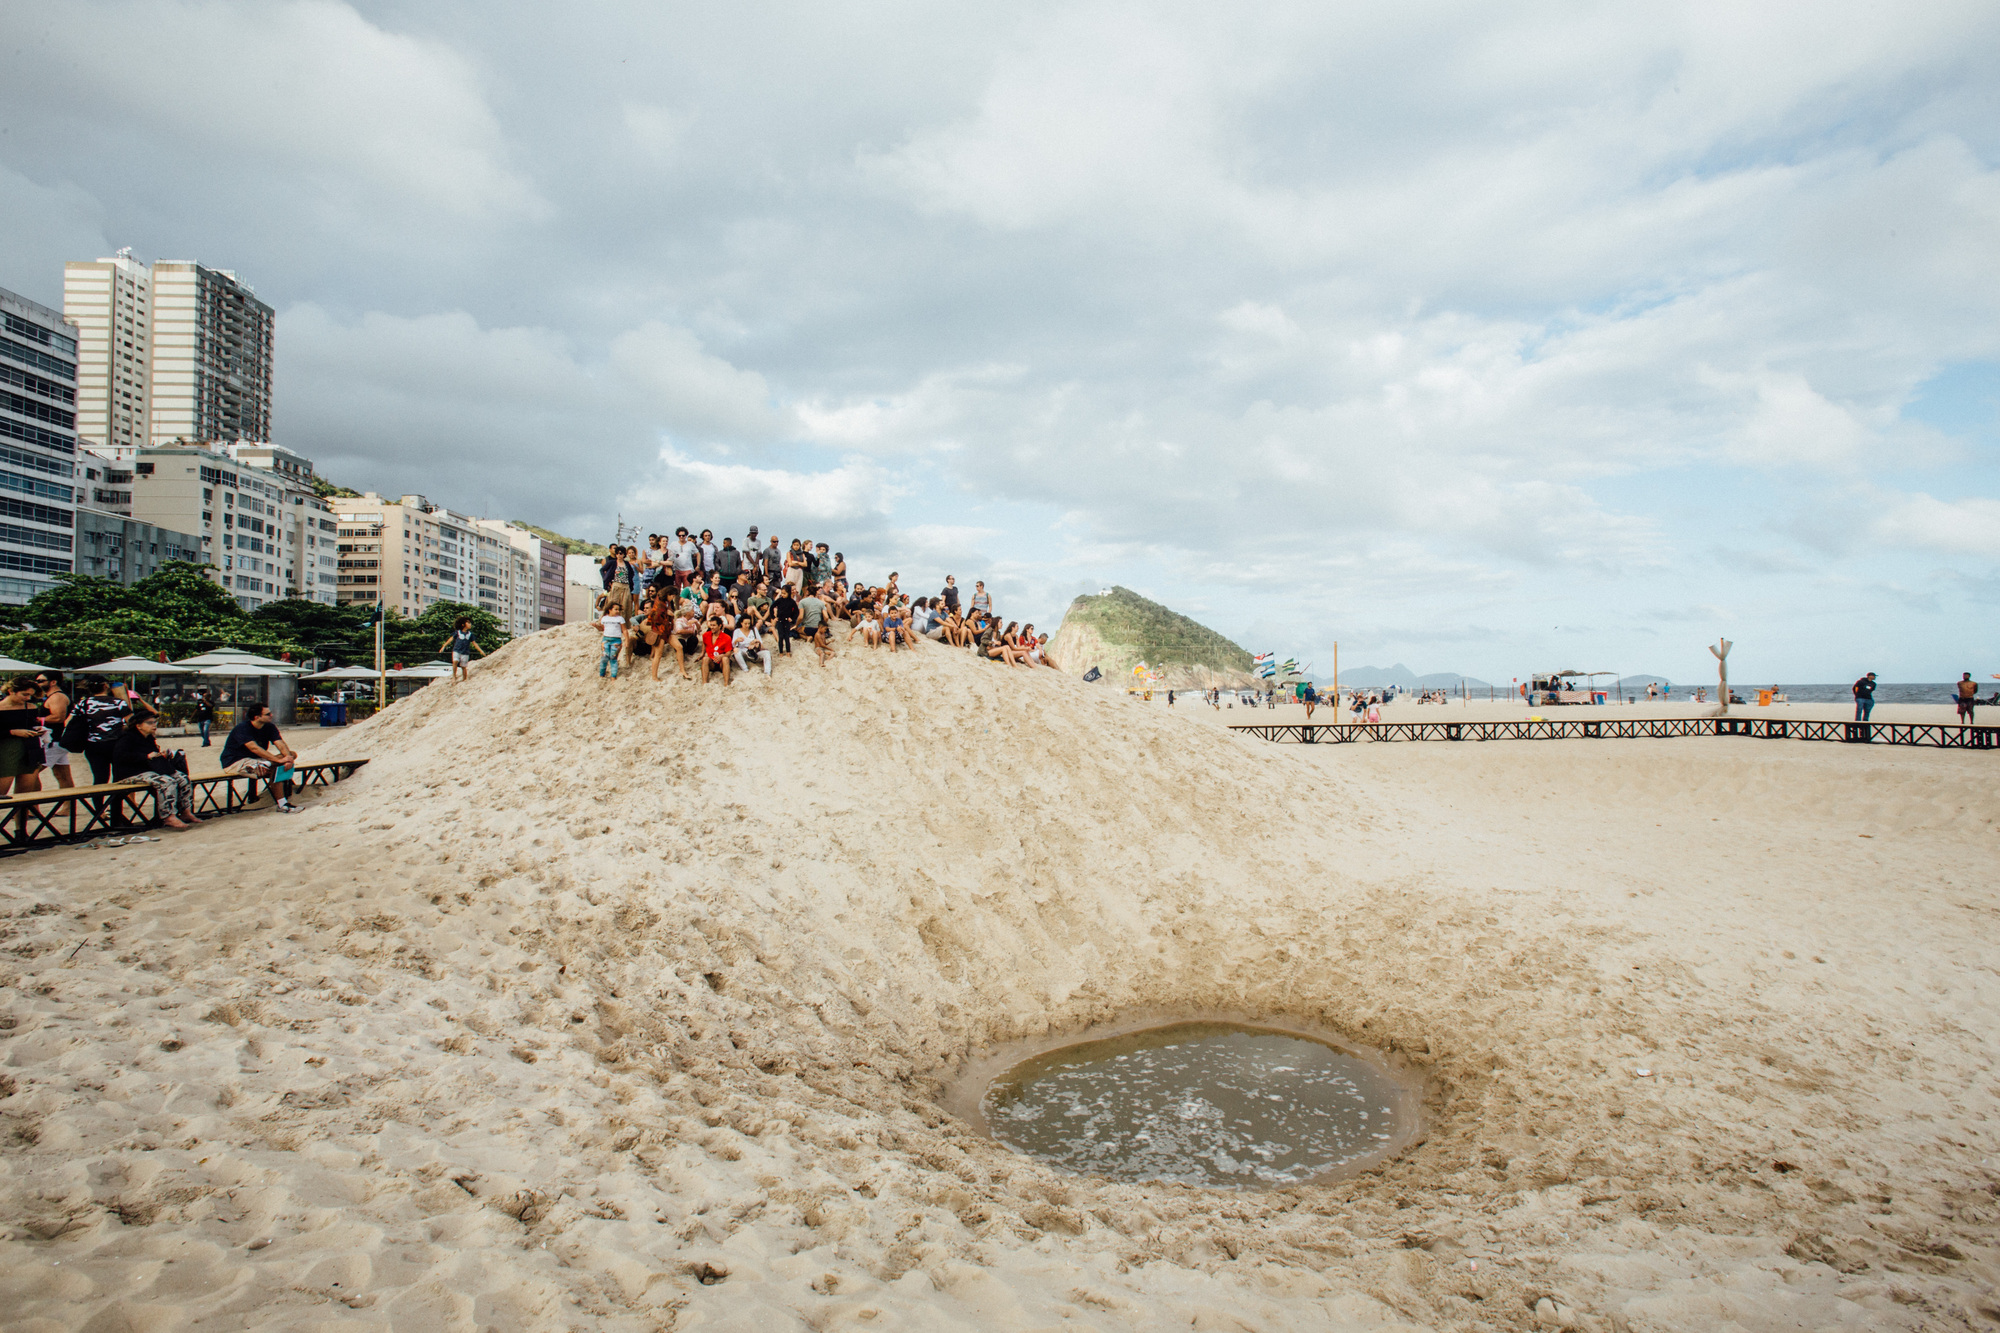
[1253,651,1275,667]
[1280,657,1299,675]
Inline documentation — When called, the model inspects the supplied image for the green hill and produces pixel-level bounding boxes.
[1047,586,1254,684]
[509,520,608,558]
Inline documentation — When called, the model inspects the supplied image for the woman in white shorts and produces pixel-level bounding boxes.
[36,674,74,788]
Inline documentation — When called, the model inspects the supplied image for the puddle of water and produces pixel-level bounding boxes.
[976,1021,1416,1189]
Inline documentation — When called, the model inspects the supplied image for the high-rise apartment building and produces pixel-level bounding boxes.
[61,250,153,451]
[64,252,274,450]
[86,440,333,611]
[150,262,274,444]
[476,518,556,636]
[0,287,80,605]
[330,493,477,617]
[331,495,548,636]
[228,443,337,604]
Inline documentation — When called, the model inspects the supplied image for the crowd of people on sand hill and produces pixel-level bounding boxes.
[585,525,1063,684]
[0,672,304,834]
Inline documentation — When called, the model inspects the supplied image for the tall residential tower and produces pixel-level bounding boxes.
[0,287,79,605]
[63,253,274,449]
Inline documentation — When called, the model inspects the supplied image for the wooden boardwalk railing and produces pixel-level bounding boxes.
[0,759,370,856]
[1229,717,2000,750]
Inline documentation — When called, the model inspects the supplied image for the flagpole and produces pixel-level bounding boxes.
[1333,641,1339,701]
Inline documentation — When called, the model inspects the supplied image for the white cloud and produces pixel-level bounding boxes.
[11,0,542,224]
[16,1,2000,676]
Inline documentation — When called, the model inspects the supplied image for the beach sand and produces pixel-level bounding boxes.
[1,626,1995,1330]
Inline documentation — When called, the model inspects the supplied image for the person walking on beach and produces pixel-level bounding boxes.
[191,688,215,747]
[1853,672,1877,722]
[441,617,485,683]
[1957,672,1978,722]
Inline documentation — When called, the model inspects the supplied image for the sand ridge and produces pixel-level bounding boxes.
[1,624,1996,1330]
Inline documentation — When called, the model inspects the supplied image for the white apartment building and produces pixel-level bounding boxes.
[86,440,335,610]
[63,251,274,450]
[61,250,152,452]
[473,518,542,638]
[228,443,337,604]
[330,493,477,616]
[0,287,80,604]
[150,262,273,445]
[330,494,547,633]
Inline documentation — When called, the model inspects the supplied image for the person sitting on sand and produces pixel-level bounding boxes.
[671,603,703,680]
[640,590,674,681]
[848,600,881,647]
[733,621,770,676]
[797,588,833,665]
[881,603,910,651]
[111,713,201,831]
[701,617,735,684]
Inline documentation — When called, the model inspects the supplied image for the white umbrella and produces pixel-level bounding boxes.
[388,662,453,678]
[75,656,197,674]
[197,663,297,677]
[174,649,306,673]
[300,665,382,681]
[0,655,52,674]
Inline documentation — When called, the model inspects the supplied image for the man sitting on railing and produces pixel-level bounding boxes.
[221,703,301,814]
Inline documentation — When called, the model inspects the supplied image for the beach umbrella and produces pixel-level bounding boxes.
[196,663,297,677]
[300,665,382,681]
[174,649,306,673]
[388,662,452,678]
[0,655,53,674]
[74,656,197,675]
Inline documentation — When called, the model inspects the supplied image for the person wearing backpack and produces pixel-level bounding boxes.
[716,537,744,588]
[70,675,130,786]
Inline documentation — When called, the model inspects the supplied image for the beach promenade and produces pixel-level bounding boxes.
[0,626,1993,1330]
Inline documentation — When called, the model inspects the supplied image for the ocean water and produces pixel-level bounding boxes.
[1650,683,1984,706]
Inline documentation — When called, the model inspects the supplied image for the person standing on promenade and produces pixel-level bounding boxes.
[191,688,215,747]
[0,677,46,798]
[35,674,74,787]
[1853,672,1877,722]
[1957,673,1978,722]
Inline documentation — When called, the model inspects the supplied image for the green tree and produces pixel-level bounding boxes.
[381,601,510,667]
[251,599,374,664]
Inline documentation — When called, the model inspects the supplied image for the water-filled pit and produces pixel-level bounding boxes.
[956,1021,1421,1189]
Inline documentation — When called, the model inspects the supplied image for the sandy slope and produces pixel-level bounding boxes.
[1,625,1996,1331]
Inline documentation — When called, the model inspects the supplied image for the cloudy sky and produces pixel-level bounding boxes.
[6,1,1998,681]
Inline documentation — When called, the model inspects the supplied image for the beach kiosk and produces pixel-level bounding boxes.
[1525,670,1618,705]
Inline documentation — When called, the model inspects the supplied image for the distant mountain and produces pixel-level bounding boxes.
[1329,663,1491,689]
[1049,587,1255,687]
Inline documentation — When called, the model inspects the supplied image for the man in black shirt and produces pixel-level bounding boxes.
[1852,672,1877,722]
[221,704,301,813]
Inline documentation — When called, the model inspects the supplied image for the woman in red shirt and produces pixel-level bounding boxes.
[701,618,735,684]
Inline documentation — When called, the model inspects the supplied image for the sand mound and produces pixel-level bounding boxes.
[2,625,1996,1330]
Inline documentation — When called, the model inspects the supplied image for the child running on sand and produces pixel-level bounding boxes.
[591,596,625,679]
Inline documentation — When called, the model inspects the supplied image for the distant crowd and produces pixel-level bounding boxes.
[585,526,1061,683]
